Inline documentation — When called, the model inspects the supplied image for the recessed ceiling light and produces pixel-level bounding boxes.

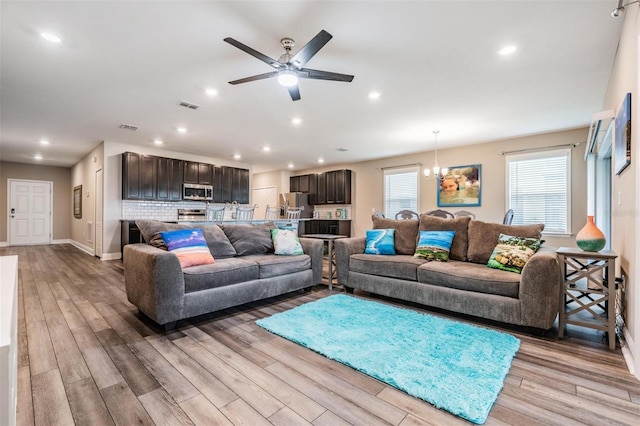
[262,146,271,152]
[233,154,242,160]
[177,127,187,134]
[368,91,381,100]
[497,45,517,55]
[153,139,163,145]
[291,117,302,125]
[318,158,324,164]
[288,163,294,168]
[40,139,50,146]
[34,154,43,160]
[40,32,62,43]
[205,88,218,96]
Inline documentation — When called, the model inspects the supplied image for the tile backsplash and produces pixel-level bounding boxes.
[313,205,351,220]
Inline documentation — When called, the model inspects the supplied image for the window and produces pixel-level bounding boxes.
[506,148,571,234]
[384,166,419,218]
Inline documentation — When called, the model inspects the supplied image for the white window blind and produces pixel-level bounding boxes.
[384,166,419,218]
[506,148,571,234]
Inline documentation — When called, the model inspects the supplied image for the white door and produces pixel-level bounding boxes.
[9,180,52,245]
[95,169,103,258]
[252,187,278,220]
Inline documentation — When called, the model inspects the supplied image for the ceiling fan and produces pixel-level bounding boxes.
[223,30,354,101]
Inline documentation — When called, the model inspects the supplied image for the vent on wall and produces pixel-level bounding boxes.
[179,101,200,110]
[118,124,139,131]
[87,221,93,244]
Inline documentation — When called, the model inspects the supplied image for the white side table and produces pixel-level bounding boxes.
[557,247,618,350]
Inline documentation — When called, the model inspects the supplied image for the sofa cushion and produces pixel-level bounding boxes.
[467,220,545,264]
[414,230,456,262]
[160,228,215,268]
[417,260,520,298]
[220,223,275,256]
[371,216,419,255]
[487,234,542,274]
[243,254,311,279]
[182,258,259,293]
[365,229,396,255]
[271,229,304,255]
[135,220,237,258]
[419,215,471,261]
[350,253,427,281]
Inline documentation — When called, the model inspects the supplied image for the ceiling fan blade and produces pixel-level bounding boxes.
[299,68,354,82]
[224,37,282,69]
[288,85,301,101]
[228,71,279,85]
[288,30,333,68]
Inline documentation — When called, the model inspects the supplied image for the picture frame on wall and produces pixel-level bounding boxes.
[437,164,481,207]
[614,92,631,175]
[73,185,82,218]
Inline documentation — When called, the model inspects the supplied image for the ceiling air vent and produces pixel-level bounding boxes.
[179,101,200,110]
[118,124,139,131]
[336,147,349,152]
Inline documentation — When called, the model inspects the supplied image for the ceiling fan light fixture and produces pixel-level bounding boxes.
[277,70,298,87]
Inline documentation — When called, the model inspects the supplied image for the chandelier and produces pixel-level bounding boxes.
[423,130,448,178]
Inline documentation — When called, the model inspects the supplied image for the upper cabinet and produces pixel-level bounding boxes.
[157,157,184,201]
[123,152,161,200]
[290,169,352,205]
[184,161,213,185]
[217,166,249,204]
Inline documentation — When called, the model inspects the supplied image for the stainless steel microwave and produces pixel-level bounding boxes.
[183,183,213,201]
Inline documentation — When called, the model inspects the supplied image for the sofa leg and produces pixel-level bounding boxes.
[344,286,354,294]
[163,321,177,331]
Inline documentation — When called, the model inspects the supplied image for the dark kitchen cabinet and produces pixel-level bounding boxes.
[333,169,352,204]
[315,172,327,205]
[290,173,318,203]
[290,176,300,192]
[325,171,336,204]
[122,152,158,200]
[184,161,213,185]
[304,220,351,237]
[217,166,249,204]
[157,157,183,201]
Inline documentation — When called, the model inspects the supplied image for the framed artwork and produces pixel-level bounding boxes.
[437,164,481,207]
[614,92,631,175]
[73,185,82,218]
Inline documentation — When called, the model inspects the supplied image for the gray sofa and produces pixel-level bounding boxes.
[124,220,323,328]
[335,215,562,330]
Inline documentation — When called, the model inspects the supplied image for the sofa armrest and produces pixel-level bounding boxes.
[299,238,324,284]
[123,244,185,325]
[335,237,366,285]
[518,246,563,329]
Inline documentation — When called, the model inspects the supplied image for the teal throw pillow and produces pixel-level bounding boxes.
[487,233,541,274]
[414,230,456,261]
[160,228,215,268]
[365,229,396,255]
[271,228,304,255]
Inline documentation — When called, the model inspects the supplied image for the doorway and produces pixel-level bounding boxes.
[95,169,103,258]
[8,179,52,245]
[252,186,278,220]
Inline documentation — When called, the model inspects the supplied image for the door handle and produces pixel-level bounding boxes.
[10,208,15,218]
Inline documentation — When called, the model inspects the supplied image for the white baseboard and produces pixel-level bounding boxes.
[623,329,638,379]
[0,242,7,247]
[70,240,95,256]
[52,239,71,244]
[100,252,122,261]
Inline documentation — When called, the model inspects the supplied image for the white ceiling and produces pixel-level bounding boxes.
[0,1,623,173]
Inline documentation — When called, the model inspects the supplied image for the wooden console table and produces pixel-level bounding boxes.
[557,247,618,350]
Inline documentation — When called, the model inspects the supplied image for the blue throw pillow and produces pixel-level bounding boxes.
[414,230,456,261]
[365,229,396,255]
[160,228,215,268]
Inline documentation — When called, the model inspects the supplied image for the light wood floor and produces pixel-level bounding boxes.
[4,244,640,425]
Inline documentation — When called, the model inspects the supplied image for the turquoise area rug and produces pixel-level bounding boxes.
[256,295,520,424]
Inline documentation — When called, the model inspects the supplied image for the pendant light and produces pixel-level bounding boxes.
[423,130,449,178]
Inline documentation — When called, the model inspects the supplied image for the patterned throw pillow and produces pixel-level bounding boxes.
[414,230,456,261]
[160,228,215,268]
[365,229,396,255]
[486,233,541,274]
[271,229,304,255]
